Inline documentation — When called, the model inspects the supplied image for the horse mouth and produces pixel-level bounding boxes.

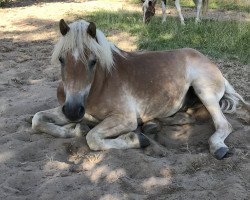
[67,117,84,123]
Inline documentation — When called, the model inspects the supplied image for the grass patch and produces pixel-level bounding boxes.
[207,0,250,12]
[73,10,250,64]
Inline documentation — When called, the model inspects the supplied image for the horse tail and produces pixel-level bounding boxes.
[202,0,209,14]
[220,78,250,113]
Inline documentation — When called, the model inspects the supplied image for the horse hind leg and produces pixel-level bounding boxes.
[142,87,205,135]
[192,85,233,159]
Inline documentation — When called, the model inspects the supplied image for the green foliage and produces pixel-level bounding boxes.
[80,10,249,64]
[207,0,250,12]
[0,0,11,7]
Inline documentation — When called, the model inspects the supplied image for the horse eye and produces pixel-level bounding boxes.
[59,57,64,65]
[89,59,97,67]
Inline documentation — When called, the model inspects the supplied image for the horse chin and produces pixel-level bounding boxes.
[62,107,85,123]
[67,117,84,123]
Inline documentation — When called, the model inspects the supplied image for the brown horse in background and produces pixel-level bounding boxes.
[32,19,249,160]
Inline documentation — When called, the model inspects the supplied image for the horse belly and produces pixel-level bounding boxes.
[136,82,190,122]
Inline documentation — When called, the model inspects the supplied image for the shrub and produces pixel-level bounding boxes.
[0,0,11,7]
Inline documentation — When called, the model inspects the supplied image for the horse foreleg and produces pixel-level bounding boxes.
[175,0,185,25]
[161,0,167,23]
[32,107,90,138]
[195,0,202,23]
[86,115,150,150]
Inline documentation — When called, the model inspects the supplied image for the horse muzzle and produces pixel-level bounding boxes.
[62,101,85,122]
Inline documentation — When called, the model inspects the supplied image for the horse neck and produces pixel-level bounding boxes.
[86,50,126,100]
[87,62,110,99]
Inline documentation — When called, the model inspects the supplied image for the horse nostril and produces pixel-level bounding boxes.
[62,105,66,115]
[78,106,85,117]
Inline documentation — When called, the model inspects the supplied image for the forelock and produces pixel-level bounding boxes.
[51,20,122,72]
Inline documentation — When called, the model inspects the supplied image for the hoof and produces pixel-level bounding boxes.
[138,133,150,148]
[142,121,159,135]
[214,147,229,160]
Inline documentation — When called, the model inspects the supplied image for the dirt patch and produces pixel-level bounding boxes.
[0,1,249,200]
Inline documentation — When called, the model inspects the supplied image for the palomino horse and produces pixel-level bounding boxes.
[32,19,249,160]
[142,0,209,24]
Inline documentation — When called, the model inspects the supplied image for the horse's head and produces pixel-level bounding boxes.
[53,19,99,122]
[142,0,156,23]
[52,19,119,122]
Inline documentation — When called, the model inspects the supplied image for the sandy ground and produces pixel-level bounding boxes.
[0,1,250,199]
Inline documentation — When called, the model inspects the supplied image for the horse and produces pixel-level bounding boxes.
[32,19,249,160]
[142,0,209,24]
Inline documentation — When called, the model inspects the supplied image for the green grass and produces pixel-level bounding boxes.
[73,10,249,64]
[206,0,250,12]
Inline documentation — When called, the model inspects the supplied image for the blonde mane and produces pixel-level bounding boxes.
[51,20,122,72]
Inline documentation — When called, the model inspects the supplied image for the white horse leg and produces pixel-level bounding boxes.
[194,89,233,159]
[142,5,146,23]
[86,115,150,150]
[32,107,89,138]
[195,0,202,23]
[161,0,167,23]
[175,0,185,25]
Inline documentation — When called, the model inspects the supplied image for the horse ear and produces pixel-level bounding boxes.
[87,22,96,39]
[141,0,145,3]
[59,19,70,36]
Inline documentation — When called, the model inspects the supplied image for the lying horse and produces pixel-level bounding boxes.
[142,0,209,24]
[32,19,249,160]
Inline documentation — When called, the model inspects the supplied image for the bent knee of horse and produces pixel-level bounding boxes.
[86,132,101,151]
[126,119,138,134]
[32,112,44,130]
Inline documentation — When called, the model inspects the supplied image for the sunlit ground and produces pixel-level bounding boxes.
[0,1,249,199]
[1,0,249,48]
[0,0,140,44]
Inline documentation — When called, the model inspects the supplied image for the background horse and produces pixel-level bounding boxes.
[32,19,249,160]
[142,0,209,24]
